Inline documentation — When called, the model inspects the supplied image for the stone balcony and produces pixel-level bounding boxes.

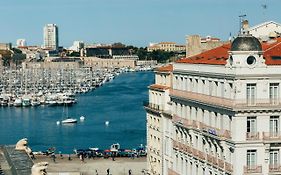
[173,115,231,140]
[246,132,261,141]
[263,132,281,142]
[170,89,281,110]
[243,165,262,174]
[168,168,180,175]
[269,164,281,173]
[172,140,233,173]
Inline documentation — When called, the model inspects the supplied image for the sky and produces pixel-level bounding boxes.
[0,0,281,47]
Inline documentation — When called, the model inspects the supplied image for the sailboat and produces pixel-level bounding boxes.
[61,105,77,124]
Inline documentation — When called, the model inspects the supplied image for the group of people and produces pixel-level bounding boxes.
[94,168,132,175]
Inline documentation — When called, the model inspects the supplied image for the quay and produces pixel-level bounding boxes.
[33,155,146,175]
[0,145,147,175]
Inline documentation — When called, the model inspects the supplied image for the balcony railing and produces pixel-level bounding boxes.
[263,132,281,141]
[246,132,260,140]
[218,159,225,169]
[244,165,262,173]
[143,101,165,111]
[198,151,206,160]
[202,124,232,139]
[170,89,281,109]
[225,162,233,173]
[172,115,193,128]
[168,168,180,175]
[269,164,281,172]
[172,140,233,173]
[173,115,232,140]
[170,89,233,108]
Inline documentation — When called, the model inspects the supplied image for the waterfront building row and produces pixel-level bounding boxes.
[145,25,281,174]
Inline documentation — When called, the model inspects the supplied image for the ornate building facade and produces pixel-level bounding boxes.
[145,33,281,175]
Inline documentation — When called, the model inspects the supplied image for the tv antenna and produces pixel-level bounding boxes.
[239,14,247,33]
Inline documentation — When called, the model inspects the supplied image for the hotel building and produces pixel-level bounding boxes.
[43,24,59,50]
[145,32,281,174]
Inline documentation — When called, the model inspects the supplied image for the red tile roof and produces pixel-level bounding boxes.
[177,44,231,65]
[263,38,281,65]
[177,38,281,65]
[155,64,173,72]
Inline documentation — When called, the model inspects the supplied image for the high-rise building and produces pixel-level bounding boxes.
[43,24,59,50]
[16,39,26,47]
[145,29,281,175]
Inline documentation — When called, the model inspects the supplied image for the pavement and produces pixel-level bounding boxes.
[33,154,147,175]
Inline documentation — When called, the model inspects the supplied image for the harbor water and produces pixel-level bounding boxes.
[0,71,154,153]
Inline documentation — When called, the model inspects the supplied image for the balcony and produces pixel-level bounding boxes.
[168,168,180,175]
[244,165,262,174]
[170,89,233,109]
[198,151,206,160]
[170,89,281,110]
[202,124,232,139]
[225,162,233,173]
[192,148,199,157]
[143,101,164,111]
[269,164,281,173]
[263,132,281,142]
[172,140,233,173]
[246,132,260,141]
[218,159,225,169]
[172,115,193,129]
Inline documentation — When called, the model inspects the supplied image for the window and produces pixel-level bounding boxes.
[270,83,279,105]
[247,117,257,133]
[247,84,256,105]
[247,150,257,167]
[269,150,279,166]
[270,116,279,137]
[247,117,257,138]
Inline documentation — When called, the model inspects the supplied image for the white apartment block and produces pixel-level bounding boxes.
[43,24,59,50]
[145,33,281,175]
[249,21,281,40]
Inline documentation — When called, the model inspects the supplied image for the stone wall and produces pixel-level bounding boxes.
[83,57,136,68]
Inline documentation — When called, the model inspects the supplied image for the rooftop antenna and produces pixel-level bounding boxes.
[239,14,247,34]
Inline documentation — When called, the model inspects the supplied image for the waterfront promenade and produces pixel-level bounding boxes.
[34,154,146,175]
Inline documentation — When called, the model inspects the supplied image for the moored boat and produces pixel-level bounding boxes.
[61,118,77,124]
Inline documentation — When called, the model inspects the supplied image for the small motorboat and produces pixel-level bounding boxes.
[61,118,77,124]
[80,116,85,121]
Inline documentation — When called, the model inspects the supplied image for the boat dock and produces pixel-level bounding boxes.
[0,67,123,107]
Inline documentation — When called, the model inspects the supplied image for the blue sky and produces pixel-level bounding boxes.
[0,0,280,47]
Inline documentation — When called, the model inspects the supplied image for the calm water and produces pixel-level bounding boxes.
[0,71,154,153]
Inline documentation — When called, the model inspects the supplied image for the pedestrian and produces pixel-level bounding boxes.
[51,153,56,163]
[59,151,63,159]
[79,154,83,162]
[68,154,71,161]
[106,168,110,175]
[95,169,98,175]
[128,169,132,175]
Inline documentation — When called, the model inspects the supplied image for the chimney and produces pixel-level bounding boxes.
[242,20,249,31]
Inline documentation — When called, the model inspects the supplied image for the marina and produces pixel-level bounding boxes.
[0,67,126,107]
[0,71,154,153]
